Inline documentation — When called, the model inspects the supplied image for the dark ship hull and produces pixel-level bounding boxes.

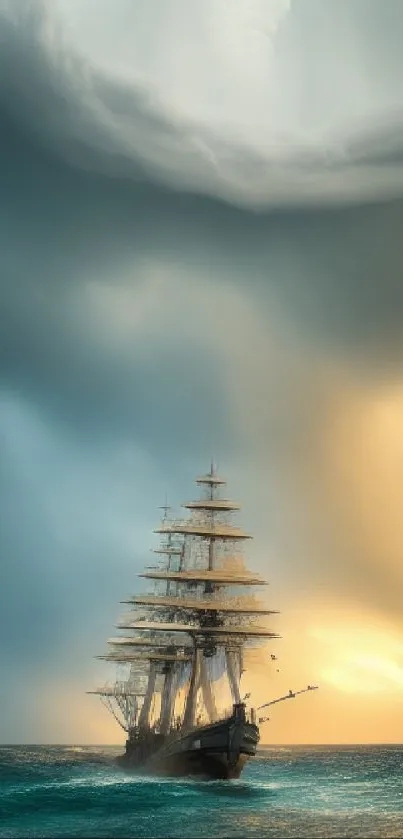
[117,703,259,780]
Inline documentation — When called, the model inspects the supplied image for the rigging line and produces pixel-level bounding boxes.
[101,696,128,732]
[257,685,319,710]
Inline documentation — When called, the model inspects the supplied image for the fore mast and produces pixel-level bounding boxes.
[88,503,191,738]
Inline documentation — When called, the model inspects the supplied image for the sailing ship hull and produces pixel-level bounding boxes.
[117,704,259,780]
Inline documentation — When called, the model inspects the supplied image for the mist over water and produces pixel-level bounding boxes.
[1,745,403,838]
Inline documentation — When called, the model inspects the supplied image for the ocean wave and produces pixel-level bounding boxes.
[1,745,403,838]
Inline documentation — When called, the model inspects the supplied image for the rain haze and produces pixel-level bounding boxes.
[2,0,403,745]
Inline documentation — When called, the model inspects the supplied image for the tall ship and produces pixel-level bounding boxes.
[89,464,317,779]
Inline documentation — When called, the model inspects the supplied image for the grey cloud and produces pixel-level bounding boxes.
[2,94,403,458]
[2,1,403,210]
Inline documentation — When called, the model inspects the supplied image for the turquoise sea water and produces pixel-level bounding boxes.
[1,744,403,838]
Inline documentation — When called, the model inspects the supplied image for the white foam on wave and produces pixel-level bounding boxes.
[61,746,85,753]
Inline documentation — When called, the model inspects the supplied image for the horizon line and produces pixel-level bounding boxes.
[2,741,403,748]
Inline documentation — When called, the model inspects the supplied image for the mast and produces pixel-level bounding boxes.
[158,497,174,594]
[208,461,215,573]
[87,664,147,732]
[91,497,188,735]
[148,462,276,725]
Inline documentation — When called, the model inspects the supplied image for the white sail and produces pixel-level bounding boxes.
[204,647,227,682]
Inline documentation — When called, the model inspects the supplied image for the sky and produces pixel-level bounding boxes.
[1,0,403,745]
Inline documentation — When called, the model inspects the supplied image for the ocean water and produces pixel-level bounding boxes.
[1,745,403,838]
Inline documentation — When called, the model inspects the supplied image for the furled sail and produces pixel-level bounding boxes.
[123,594,277,614]
[117,620,279,638]
[139,569,266,585]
